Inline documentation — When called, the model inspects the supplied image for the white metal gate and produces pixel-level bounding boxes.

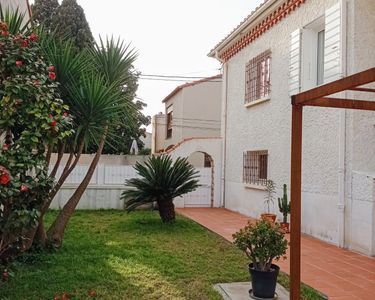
[182,167,212,207]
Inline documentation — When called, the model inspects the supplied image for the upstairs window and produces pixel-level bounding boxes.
[301,16,325,90]
[245,50,271,104]
[243,150,268,185]
[166,105,173,139]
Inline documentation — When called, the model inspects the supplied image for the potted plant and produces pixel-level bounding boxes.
[233,221,288,299]
[278,184,290,233]
[261,180,277,222]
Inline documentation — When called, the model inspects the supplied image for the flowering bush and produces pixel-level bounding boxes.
[0,21,72,263]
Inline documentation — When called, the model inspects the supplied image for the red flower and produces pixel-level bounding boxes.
[30,32,38,42]
[2,144,9,151]
[21,39,29,48]
[50,120,57,127]
[62,292,71,300]
[0,174,10,186]
[0,22,8,31]
[2,270,9,282]
[48,66,55,72]
[88,289,97,297]
[49,72,56,81]
[16,60,23,67]
[20,185,29,193]
[53,295,61,300]
[1,31,9,37]
[63,112,69,118]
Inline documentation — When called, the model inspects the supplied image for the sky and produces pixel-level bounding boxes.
[31,0,264,131]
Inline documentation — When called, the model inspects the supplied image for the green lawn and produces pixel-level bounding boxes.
[0,210,324,300]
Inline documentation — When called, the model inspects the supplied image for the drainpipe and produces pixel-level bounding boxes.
[221,62,229,208]
[337,0,347,248]
[338,109,346,248]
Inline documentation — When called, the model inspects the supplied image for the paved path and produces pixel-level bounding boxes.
[176,208,375,300]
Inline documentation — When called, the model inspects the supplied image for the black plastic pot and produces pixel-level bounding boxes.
[249,263,279,298]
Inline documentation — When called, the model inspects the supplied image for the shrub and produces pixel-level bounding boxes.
[232,220,288,272]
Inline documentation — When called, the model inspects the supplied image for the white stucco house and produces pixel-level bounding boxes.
[151,75,223,208]
[208,0,375,256]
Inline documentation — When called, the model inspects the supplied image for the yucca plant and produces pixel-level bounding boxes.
[0,5,30,34]
[122,155,200,223]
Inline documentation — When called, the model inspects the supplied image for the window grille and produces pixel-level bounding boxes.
[243,150,268,185]
[245,50,271,103]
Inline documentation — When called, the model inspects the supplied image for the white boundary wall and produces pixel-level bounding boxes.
[50,164,212,210]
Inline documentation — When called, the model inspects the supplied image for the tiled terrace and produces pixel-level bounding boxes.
[176,208,375,300]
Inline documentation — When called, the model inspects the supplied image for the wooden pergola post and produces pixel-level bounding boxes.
[289,68,375,299]
[290,103,303,299]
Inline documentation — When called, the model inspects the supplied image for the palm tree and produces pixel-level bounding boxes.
[122,155,200,223]
[45,37,138,248]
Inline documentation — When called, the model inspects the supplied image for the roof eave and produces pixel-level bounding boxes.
[208,0,278,59]
[161,74,222,103]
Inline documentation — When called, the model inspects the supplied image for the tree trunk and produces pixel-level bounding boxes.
[47,127,108,248]
[157,198,175,223]
[22,140,84,251]
[33,220,47,248]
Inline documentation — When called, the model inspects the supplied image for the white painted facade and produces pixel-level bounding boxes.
[210,0,375,256]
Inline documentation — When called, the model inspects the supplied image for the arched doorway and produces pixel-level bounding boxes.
[167,137,222,208]
[182,151,214,207]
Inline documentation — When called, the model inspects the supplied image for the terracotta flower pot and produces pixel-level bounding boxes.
[260,213,277,223]
[280,222,290,233]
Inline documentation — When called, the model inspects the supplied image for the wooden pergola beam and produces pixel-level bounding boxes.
[303,97,375,111]
[292,67,375,104]
[349,87,375,93]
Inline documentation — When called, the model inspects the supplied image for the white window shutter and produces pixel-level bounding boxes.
[324,1,346,83]
[289,28,301,95]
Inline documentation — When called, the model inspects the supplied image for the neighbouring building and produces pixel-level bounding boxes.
[151,113,166,154]
[209,0,375,256]
[152,75,222,166]
[151,75,223,208]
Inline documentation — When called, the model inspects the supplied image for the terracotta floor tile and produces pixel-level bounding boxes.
[330,296,362,300]
[177,208,375,299]
[348,289,375,300]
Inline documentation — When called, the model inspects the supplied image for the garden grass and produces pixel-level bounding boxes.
[0,210,324,300]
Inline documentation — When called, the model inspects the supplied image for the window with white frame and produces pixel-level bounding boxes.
[245,50,271,104]
[289,2,345,95]
[243,150,268,185]
[301,16,325,90]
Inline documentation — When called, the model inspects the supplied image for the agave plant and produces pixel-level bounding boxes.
[122,155,200,223]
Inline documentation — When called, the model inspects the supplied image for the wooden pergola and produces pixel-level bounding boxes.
[289,67,375,299]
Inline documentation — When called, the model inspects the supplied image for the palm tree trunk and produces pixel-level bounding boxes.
[47,127,108,248]
[157,198,175,223]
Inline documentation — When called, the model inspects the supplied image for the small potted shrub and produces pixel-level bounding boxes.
[278,184,290,233]
[261,180,277,222]
[233,220,288,299]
